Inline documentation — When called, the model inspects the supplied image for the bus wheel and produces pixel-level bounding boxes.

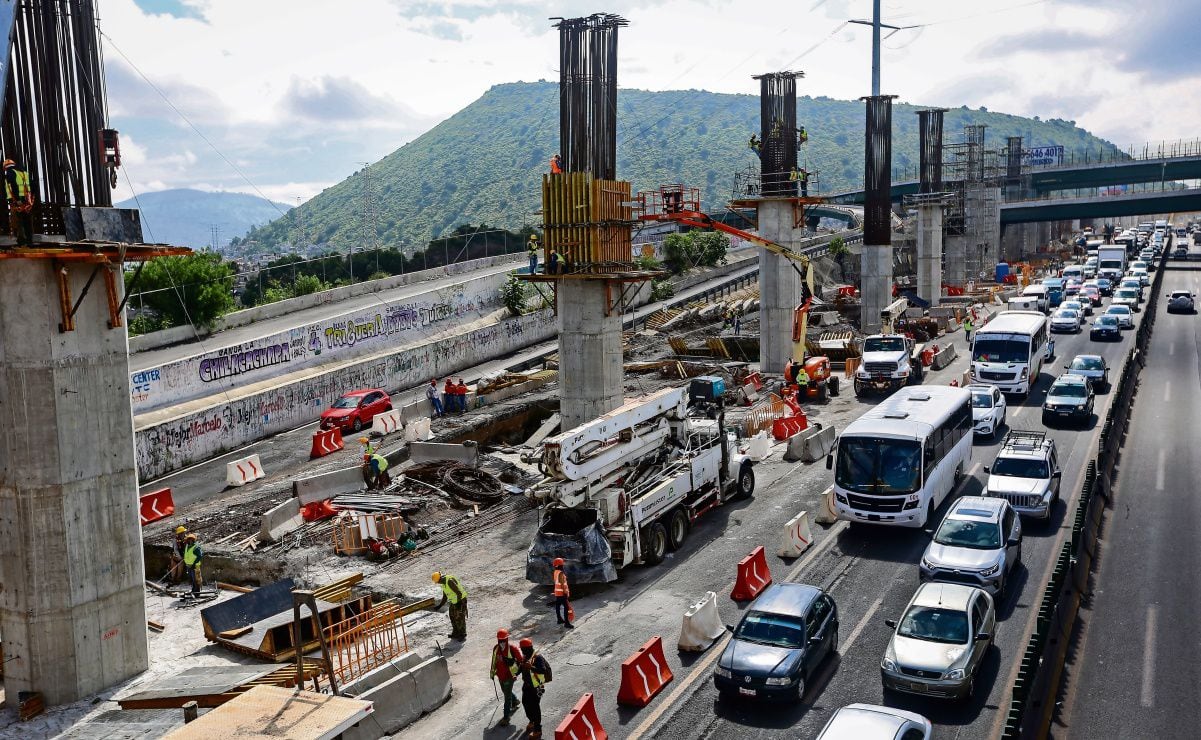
[926,501,936,528]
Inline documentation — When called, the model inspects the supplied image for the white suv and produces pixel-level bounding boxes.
[982,430,1061,519]
[920,496,1022,599]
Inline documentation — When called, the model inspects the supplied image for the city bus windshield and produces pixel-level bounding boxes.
[835,437,921,495]
[972,338,1030,364]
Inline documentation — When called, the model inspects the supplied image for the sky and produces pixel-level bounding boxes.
[103,0,1201,209]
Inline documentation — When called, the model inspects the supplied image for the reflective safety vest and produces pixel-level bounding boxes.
[6,168,29,201]
[553,568,569,598]
[525,650,548,688]
[441,574,466,604]
[491,643,519,680]
[183,542,201,567]
[371,453,389,473]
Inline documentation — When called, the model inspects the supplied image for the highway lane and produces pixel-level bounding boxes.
[1059,264,1201,738]
[643,291,1147,740]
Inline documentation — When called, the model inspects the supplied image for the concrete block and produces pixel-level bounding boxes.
[225,454,265,487]
[341,672,421,740]
[259,498,303,543]
[932,343,958,370]
[409,656,452,713]
[341,652,424,696]
[409,441,478,467]
[783,425,836,463]
[293,465,365,505]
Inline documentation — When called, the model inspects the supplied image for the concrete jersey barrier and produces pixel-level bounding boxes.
[783,424,836,463]
[226,454,265,487]
[294,465,366,505]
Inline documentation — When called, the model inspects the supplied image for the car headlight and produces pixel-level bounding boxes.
[764,676,793,686]
[882,657,897,671]
[857,370,869,378]
[943,668,966,680]
[713,666,732,679]
[920,556,935,570]
[980,562,1001,577]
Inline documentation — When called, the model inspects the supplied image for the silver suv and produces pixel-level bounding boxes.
[920,497,1022,599]
[982,430,1061,519]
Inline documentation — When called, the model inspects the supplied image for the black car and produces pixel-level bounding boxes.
[1167,290,1196,314]
[1090,315,1121,341]
[714,583,839,701]
[1042,374,1094,427]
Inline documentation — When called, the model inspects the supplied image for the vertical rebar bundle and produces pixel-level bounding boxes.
[754,71,801,197]
[555,13,626,180]
[863,95,896,246]
[917,108,946,194]
[2,0,112,208]
[1006,136,1023,182]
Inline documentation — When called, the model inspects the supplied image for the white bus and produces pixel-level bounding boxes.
[828,386,973,529]
[969,311,1051,395]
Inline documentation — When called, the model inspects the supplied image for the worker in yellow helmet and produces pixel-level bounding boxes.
[3,158,33,247]
[433,571,468,640]
[167,525,189,583]
[182,533,204,596]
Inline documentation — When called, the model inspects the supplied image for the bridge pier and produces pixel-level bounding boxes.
[944,233,967,286]
[759,200,802,373]
[916,201,945,306]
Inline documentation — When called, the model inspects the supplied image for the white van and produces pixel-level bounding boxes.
[1008,296,1040,312]
[1061,266,1084,282]
[1021,284,1049,313]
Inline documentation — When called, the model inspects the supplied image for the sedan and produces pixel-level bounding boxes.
[921,497,1022,599]
[1050,308,1082,333]
[816,704,932,740]
[1167,290,1195,314]
[1063,354,1110,391]
[1064,279,1082,297]
[319,388,392,433]
[1090,314,1121,341]
[1094,277,1114,296]
[1042,374,1094,427]
[714,583,838,701]
[1104,304,1134,329]
[881,583,995,701]
[1111,287,1141,312]
[1080,286,1102,307]
[969,384,1007,438]
[1061,298,1091,317]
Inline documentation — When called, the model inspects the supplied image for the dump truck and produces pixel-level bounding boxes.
[525,383,755,585]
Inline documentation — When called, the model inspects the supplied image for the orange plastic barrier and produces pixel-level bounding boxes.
[731,545,773,601]
[772,415,809,441]
[554,692,607,740]
[310,427,344,459]
[617,636,674,707]
[139,488,175,526]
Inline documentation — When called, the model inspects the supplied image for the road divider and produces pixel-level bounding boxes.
[138,488,175,526]
[617,636,674,707]
[309,427,344,459]
[554,692,607,740]
[932,342,958,370]
[259,498,303,542]
[814,486,838,525]
[783,424,836,463]
[370,409,403,437]
[678,591,724,652]
[403,417,433,442]
[731,546,772,601]
[225,454,264,487]
[777,511,813,558]
[294,465,366,505]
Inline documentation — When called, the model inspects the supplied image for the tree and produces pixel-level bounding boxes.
[662,230,729,274]
[827,235,850,279]
[499,273,529,316]
[128,252,235,330]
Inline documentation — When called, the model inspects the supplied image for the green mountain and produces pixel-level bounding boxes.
[245,81,1120,251]
[117,188,291,250]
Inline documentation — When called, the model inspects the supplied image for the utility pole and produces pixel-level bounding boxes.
[849,0,902,96]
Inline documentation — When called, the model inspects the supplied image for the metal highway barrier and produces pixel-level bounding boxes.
[1001,251,1165,737]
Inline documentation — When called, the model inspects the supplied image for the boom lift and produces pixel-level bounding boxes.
[526,383,755,585]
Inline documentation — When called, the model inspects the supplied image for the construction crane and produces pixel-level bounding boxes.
[636,184,820,361]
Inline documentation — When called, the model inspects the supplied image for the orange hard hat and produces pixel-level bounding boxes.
[2,159,13,168]
[519,637,534,650]
[496,628,510,640]
[552,557,565,567]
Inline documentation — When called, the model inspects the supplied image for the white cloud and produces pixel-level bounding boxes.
[100,0,1201,213]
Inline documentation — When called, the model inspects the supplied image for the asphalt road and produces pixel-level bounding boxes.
[634,287,1147,739]
[1058,263,1201,738]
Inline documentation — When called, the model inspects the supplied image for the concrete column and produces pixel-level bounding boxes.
[944,234,967,287]
[758,200,800,373]
[559,280,623,431]
[859,244,892,336]
[916,203,944,307]
[0,260,149,705]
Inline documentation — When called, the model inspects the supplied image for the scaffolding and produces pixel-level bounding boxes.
[943,124,1003,280]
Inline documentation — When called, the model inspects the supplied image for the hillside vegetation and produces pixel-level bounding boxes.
[244,81,1119,251]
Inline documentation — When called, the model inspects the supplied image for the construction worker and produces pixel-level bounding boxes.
[798,125,809,145]
[367,451,391,490]
[549,153,563,174]
[167,525,189,583]
[182,533,204,596]
[548,248,560,276]
[963,315,974,346]
[490,629,522,726]
[551,557,574,629]
[427,379,444,418]
[358,436,375,456]
[444,378,458,413]
[455,378,469,413]
[433,571,468,640]
[527,234,539,274]
[796,364,810,396]
[518,637,552,739]
[748,133,762,159]
[4,159,32,247]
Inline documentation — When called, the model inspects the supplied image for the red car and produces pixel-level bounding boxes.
[320,389,392,432]
[1080,285,1102,307]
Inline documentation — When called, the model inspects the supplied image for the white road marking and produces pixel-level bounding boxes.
[1156,449,1166,491]
[1141,605,1158,707]
[842,568,902,653]
[1164,381,1172,403]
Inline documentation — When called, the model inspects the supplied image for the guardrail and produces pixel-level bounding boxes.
[1001,256,1162,737]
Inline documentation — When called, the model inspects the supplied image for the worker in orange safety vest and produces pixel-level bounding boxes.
[490,628,522,726]
[552,557,573,629]
[549,153,562,174]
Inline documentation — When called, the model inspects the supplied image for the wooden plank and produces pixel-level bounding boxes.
[162,685,371,740]
[216,582,253,593]
[147,620,166,633]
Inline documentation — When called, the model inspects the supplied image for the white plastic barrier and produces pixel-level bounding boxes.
[226,454,265,487]
[814,486,838,525]
[413,416,432,440]
[778,511,813,558]
[370,409,403,437]
[678,591,726,652]
[746,431,770,461]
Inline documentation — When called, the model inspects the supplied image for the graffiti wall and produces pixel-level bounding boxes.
[129,270,509,413]
[134,308,557,480]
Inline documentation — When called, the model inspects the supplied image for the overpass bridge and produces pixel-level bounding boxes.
[1000,185,1201,224]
